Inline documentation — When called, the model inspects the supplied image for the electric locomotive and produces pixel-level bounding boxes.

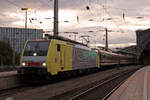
[18,38,100,80]
[18,36,135,81]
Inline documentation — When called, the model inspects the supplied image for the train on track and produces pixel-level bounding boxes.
[18,36,136,81]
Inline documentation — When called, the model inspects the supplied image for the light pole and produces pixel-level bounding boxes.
[105,28,108,51]
[53,0,59,38]
[21,8,32,29]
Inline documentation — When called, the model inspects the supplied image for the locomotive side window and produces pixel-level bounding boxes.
[57,44,61,52]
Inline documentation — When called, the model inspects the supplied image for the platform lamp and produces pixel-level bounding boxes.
[21,8,32,29]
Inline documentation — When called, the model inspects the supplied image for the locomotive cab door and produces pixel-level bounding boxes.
[60,45,65,69]
[56,43,72,72]
[57,44,65,70]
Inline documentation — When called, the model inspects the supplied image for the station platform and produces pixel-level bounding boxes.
[108,65,150,100]
[0,71,17,78]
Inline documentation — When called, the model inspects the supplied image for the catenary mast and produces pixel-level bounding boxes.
[53,0,59,38]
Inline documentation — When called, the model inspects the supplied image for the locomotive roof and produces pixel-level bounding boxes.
[28,36,89,50]
[45,34,88,47]
[28,39,50,42]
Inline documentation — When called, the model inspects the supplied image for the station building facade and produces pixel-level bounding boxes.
[0,27,43,53]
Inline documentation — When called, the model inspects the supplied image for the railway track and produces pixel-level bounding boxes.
[0,65,141,100]
[49,65,140,100]
[68,69,136,100]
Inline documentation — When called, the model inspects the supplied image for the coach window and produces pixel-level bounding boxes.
[57,44,61,52]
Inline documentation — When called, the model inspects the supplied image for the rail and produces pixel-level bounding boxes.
[69,69,137,100]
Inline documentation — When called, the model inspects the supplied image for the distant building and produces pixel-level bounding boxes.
[114,45,136,56]
[0,27,43,53]
[136,29,150,64]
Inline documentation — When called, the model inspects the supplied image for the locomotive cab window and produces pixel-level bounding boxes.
[23,40,50,56]
[57,44,61,52]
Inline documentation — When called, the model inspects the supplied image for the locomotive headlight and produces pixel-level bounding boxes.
[33,52,37,56]
[42,62,46,67]
[22,62,26,66]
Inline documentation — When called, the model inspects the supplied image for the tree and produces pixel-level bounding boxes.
[0,41,13,65]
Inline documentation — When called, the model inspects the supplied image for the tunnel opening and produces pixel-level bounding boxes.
[142,50,150,65]
[141,42,150,65]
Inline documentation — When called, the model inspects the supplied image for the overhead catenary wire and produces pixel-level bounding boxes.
[6,0,53,20]
[83,0,123,42]
[4,0,146,35]
[5,0,22,8]
[101,5,125,33]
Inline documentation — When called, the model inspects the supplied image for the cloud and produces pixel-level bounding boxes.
[0,0,150,45]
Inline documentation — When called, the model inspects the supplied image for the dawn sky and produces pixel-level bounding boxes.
[1,0,150,46]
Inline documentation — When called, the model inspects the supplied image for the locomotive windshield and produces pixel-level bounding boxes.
[23,40,50,56]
